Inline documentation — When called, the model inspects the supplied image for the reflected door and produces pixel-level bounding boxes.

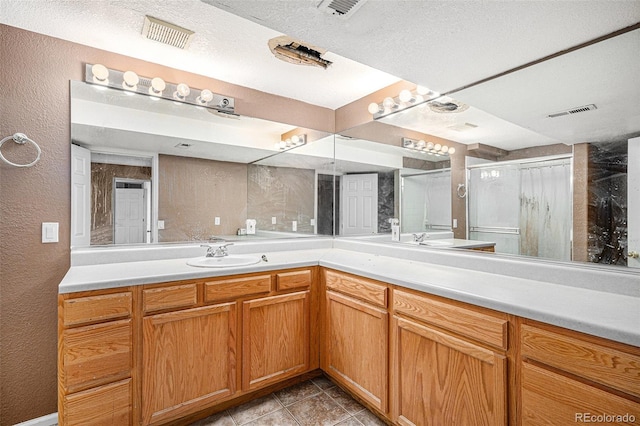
[114,183,146,244]
[340,173,378,235]
[628,137,640,268]
[71,144,91,247]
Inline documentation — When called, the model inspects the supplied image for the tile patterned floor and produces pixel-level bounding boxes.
[189,376,387,426]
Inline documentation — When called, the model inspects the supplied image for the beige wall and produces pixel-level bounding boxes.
[159,155,248,241]
[0,24,333,425]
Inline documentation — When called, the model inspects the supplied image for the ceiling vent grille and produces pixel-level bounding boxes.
[142,16,194,49]
[317,0,369,19]
[548,104,597,118]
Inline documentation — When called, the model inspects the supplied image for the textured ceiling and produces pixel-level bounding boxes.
[2,0,639,149]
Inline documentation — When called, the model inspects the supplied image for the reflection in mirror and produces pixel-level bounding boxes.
[332,130,451,238]
[70,80,331,247]
[359,27,639,268]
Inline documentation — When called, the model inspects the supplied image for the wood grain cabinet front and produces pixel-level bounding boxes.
[142,303,237,425]
[520,321,640,425]
[323,289,389,413]
[242,290,311,391]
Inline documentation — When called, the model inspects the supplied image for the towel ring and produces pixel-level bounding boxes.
[456,183,467,198]
[0,133,42,168]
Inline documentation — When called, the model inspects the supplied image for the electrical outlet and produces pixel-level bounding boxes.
[158,220,165,230]
[215,217,221,226]
[453,219,458,228]
[292,221,297,232]
[310,218,316,226]
[272,217,277,225]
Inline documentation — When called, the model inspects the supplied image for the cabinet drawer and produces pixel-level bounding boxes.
[63,379,132,426]
[143,283,198,314]
[63,291,132,327]
[521,362,640,425]
[521,324,640,398]
[205,275,271,302]
[393,289,508,349]
[61,319,132,393]
[324,269,387,308]
[276,269,312,291]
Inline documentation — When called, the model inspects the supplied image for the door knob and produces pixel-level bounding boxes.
[629,250,639,259]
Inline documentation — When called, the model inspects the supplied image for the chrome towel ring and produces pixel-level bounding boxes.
[0,133,42,168]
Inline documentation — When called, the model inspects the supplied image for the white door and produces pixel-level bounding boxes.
[70,144,91,247]
[628,137,639,268]
[114,187,145,244]
[340,173,378,235]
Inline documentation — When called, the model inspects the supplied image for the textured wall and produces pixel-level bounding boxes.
[0,24,333,425]
[159,155,248,241]
[247,165,315,233]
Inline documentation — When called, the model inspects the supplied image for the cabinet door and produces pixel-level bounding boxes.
[142,303,237,425]
[324,290,388,412]
[392,317,507,426]
[242,291,311,391]
[522,362,640,425]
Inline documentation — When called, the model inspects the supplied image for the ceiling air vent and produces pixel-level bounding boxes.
[142,16,194,49]
[317,0,369,19]
[548,104,597,118]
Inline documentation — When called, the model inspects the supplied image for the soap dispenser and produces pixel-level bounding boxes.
[389,218,400,241]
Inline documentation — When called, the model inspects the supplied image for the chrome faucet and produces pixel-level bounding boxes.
[412,232,427,242]
[201,243,234,257]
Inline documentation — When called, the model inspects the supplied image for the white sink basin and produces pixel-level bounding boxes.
[187,255,262,268]
[420,240,454,247]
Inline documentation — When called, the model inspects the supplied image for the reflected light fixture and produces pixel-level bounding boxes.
[278,134,307,151]
[84,64,235,113]
[368,84,454,120]
[402,137,456,156]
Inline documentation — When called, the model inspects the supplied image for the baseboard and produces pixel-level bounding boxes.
[14,413,57,426]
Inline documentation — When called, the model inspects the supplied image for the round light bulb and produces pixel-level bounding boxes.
[149,77,166,96]
[448,147,456,155]
[426,141,434,150]
[122,71,139,91]
[382,97,396,109]
[416,85,429,95]
[285,138,292,147]
[368,102,381,115]
[434,143,442,151]
[197,89,214,104]
[291,135,300,144]
[91,64,109,85]
[174,83,190,100]
[441,145,449,153]
[279,141,286,149]
[398,89,413,103]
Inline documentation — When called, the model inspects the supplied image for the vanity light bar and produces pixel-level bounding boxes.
[276,134,307,151]
[368,86,446,120]
[84,64,235,114]
[402,137,455,156]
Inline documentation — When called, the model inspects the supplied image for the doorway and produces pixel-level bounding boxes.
[114,179,151,244]
[340,173,378,235]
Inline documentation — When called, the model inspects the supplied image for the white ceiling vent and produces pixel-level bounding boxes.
[317,0,369,19]
[142,16,194,49]
[548,104,597,118]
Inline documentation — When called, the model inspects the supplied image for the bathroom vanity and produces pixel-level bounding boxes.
[57,240,640,425]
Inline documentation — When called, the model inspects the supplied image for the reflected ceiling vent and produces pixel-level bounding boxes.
[174,142,192,149]
[318,0,369,19]
[142,16,194,49]
[268,36,332,69]
[448,123,478,132]
[548,104,597,118]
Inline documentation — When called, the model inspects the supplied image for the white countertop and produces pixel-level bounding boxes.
[60,239,640,347]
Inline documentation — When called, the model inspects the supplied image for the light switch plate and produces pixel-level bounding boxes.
[215,217,221,225]
[292,220,297,232]
[453,219,458,228]
[272,217,277,225]
[158,220,165,230]
[42,222,59,243]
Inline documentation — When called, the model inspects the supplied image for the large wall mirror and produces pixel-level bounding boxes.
[339,27,639,269]
[70,80,332,247]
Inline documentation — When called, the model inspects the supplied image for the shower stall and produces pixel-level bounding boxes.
[467,156,572,261]
[401,169,452,233]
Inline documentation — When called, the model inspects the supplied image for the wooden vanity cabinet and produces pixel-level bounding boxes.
[520,320,640,425]
[391,288,509,426]
[58,289,134,425]
[322,269,389,413]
